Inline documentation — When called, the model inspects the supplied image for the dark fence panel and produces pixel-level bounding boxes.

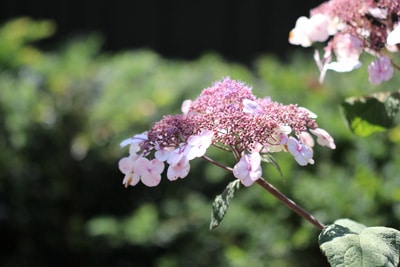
[0,0,323,61]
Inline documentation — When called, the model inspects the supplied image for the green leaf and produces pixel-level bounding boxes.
[341,91,400,137]
[319,218,400,267]
[210,179,241,230]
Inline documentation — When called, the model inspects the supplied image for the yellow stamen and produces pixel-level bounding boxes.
[124,175,133,188]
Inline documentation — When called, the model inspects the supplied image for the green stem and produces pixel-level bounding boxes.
[256,177,325,230]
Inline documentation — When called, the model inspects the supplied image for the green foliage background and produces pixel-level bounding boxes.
[1,17,400,267]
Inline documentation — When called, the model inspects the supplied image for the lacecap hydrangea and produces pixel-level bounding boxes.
[118,77,335,187]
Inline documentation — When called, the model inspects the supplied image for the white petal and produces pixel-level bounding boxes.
[387,25,400,46]
[326,60,362,72]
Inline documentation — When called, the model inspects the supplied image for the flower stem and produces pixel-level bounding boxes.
[201,156,325,230]
[391,58,400,72]
[201,155,233,172]
[256,177,325,230]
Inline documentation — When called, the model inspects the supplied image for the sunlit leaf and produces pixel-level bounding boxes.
[319,218,400,267]
[341,91,400,137]
[210,179,241,230]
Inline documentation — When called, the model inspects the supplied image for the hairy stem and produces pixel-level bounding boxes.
[202,156,325,230]
[256,177,325,230]
[391,59,400,72]
[201,155,233,172]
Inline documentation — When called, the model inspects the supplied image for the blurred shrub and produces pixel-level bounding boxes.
[1,17,400,267]
[0,17,55,68]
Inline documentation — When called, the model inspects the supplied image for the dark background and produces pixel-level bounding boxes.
[0,0,323,63]
[2,1,400,267]
[0,1,337,267]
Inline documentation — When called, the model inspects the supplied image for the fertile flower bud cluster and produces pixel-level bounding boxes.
[289,0,400,85]
[118,77,335,187]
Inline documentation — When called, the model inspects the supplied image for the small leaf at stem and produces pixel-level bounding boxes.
[341,91,400,137]
[319,218,400,267]
[210,179,241,230]
[260,154,285,180]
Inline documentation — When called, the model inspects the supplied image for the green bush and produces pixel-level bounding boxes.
[1,17,399,267]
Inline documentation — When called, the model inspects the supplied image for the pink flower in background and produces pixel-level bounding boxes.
[233,152,262,187]
[289,0,400,84]
[289,14,336,47]
[325,34,363,72]
[368,56,394,85]
[332,34,363,64]
[387,24,400,46]
[313,34,363,82]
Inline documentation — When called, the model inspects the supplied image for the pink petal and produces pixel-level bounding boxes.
[118,157,133,174]
[368,56,394,85]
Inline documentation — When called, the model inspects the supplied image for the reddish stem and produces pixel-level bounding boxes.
[201,155,325,230]
[256,178,325,230]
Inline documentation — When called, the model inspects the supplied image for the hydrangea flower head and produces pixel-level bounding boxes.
[118,77,335,187]
[290,0,400,84]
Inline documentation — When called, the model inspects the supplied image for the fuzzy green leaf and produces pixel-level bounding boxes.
[210,179,241,230]
[319,218,400,267]
[341,91,400,137]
